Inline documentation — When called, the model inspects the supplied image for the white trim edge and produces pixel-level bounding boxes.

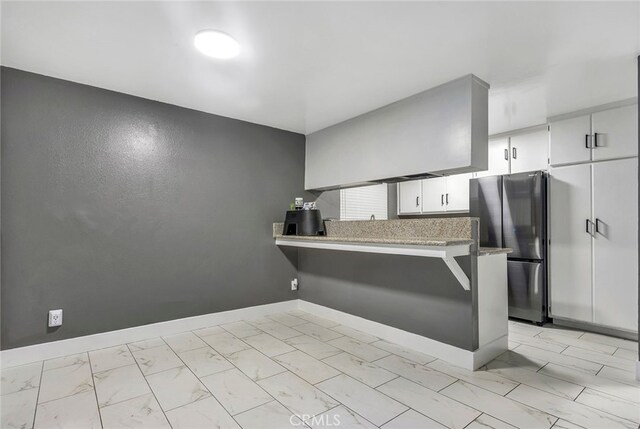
[0,300,298,368]
[2,299,507,371]
[297,300,507,370]
[636,360,640,382]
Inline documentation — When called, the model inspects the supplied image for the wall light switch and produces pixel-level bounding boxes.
[291,278,299,291]
[48,309,63,327]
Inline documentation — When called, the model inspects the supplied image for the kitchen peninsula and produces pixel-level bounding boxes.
[274,217,511,370]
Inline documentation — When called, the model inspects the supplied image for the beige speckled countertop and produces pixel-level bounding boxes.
[273,218,511,255]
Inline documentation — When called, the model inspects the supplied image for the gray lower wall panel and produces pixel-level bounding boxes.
[298,249,475,350]
[1,67,306,350]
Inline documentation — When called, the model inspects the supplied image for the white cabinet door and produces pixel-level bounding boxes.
[592,158,638,331]
[549,164,593,323]
[476,138,510,178]
[592,104,638,161]
[445,173,472,212]
[397,180,422,215]
[421,177,447,213]
[549,114,592,166]
[510,129,549,173]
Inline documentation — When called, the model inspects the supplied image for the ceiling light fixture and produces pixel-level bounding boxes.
[194,30,240,59]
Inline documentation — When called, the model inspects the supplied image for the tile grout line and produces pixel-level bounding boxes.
[9,314,638,429]
[160,333,249,429]
[533,360,640,405]
[573,385,587,403]
[244,326,419,425]
[507,342,606,374]
[228,337,354,422]
[30,360,45,428]
[503,380,640,427]
[501,381,522,397]
[377,377,490,428]
[125,341,175,429]
[376,406,412,427]
[97,390,157,411]
[301,403,342,427]
[86,352,105,429]
[165,321,329,428]
[444,379,563,427]
[33,358,96,407]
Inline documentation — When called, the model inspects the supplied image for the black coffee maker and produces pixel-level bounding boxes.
[283,210,325,236]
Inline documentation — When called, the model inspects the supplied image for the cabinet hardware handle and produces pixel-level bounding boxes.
[512,147,517,159]
[593,132,600,148]
[441,194,444,206]
[585,219,593,235]
[504,148,509,160]
[585,134,593,149]
[446,193,449,204]
[416,196,420,207]
[595,218,602,233]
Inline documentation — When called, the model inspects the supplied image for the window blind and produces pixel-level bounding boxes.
[339,184,388,220]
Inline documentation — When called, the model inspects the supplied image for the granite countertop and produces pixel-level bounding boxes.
[479,247,513,256]
[273,234,474,247]
[272,219,512,253]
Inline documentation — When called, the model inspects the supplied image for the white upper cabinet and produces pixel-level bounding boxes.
[592,158,638,331]
[550,103,638,166]
[397,180,422,215]
[549,114,592,166]
[445,173,473,212]
[421,177,447,213]
[305,75,489,190]
[510,130,549,174]
[397,173,471,215]
[476,138,510,178]
[592,104,638,161]
[548,164,593,323]
[476,129,549,178]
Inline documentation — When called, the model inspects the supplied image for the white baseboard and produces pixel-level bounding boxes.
[0,300,298,368]
[297,300,507,370]
[2,299,507,371]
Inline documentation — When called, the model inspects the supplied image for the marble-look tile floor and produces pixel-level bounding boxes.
[2,312,639,429]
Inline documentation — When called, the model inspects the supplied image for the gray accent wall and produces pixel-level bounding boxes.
[298,250,476,350]
[1,67,306,350]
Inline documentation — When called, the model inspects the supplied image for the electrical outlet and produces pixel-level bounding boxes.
[48,309,63,327]
[291,278,299,291]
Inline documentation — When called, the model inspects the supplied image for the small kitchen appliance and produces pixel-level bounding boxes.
[283,209,325,236]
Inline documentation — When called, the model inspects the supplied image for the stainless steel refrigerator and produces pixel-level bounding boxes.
[470,171,547,324]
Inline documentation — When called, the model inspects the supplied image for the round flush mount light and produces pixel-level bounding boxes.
[194,30,240,59]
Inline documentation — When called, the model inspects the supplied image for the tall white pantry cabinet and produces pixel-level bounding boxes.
[548,102,638,333]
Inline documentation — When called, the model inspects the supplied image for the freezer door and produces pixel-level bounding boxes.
[508,260,546,323]
[469,176,502,248]
[502,171,545,260]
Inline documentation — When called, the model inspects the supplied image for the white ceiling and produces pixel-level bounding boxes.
[2,1,639,135]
